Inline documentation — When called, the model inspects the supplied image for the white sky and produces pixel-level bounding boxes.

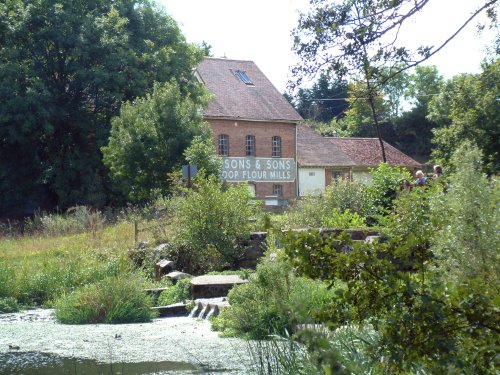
[158,0,498,92]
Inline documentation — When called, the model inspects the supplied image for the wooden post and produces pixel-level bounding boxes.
[134,220,138,245]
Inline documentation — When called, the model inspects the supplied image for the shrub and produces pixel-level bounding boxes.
[157,278,193,306]
[323,179,372,217]
[367,163,412,215]
[431,142,500,286]
[212,260,336,339]
[0,297,19,313]
[282,180,370,229]
[55,274,156,324]
[169,176,262,273]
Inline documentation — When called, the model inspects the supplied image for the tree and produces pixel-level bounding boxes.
[102,81,210,202]
[291,0,498,163]
[0,0,203,215]
[183,131,222,180]
[391,65,443,161]
[429,59,500,173]
[288,73,348,123]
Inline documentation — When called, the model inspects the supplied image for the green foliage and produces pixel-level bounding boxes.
[0,297,19,313]
[102,81,210,202]
[168,176,261,273]
[430,59,500,173]
[431,142,500,286]
[282,179,370,228]
[55,275,156,324]
[212,260,336,339]
[0,0,204,213]
[17,248,129,306]
[281,150,500,372]
[24,207,105,237]
[320,209,365,229]
[157,278,193,306]
[0,264,16,298]
[0,227,134,307]
[183,132,222,179]
[367,163,412,214]
[247,325,379,375]
[287,73,348,122]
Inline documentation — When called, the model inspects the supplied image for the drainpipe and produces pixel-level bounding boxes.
[295,123,299,197]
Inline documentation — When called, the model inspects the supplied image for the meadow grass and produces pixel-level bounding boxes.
[0,221,154,308]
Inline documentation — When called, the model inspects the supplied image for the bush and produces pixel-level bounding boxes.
[55,275,156,324]
[0,297,19,313]
[212,260,336,339]
[431,142,500,286]
[169,176,262,273]
[367,163,412,215]
[282,180,370,229]
[157,278,193,306]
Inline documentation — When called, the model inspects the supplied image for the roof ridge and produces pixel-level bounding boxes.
[204,56,255,63]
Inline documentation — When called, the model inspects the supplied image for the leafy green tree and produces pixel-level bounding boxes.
[288,73,348,123]
[102,81,209,202]
[183,131,222,180]
[0,0,203,215]
[282,182,499,372]
[429,59,500,173]
[391,65,443,161]
[431,142,500,285]
[291,0,497,163]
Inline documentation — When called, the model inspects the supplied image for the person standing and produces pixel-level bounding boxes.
[415,170,427,187]
[433,165,443,179]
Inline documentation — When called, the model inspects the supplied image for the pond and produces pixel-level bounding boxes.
[0,309,252,374]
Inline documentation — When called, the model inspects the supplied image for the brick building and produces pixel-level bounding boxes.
[195,58,303,200]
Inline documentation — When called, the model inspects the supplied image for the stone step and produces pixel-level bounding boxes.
[190,275,248,299]
[153,303,189,318]
[188,297,230,319]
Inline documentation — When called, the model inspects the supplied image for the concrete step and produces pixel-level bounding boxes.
[188,297,230,319]
[153,302,189,318]
[190,274,248,299]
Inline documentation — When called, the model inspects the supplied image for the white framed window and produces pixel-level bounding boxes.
[246,135,256,156]
[272,184,283,197]
[272,136,282,157]
[218,134,229,156]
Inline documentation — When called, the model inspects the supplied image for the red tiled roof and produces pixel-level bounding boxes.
[297,125,356,167]
[196,58,303,122]
[297,125,421,168]
[327,137,422,168]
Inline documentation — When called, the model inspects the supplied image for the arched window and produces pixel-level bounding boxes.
[218,134,229,156]
[272,136,282,157]
[246,135,256,156]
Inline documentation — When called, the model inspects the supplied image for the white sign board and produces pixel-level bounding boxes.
[221,157,296,182]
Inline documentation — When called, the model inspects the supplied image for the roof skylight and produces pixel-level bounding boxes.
[233,70,254,85]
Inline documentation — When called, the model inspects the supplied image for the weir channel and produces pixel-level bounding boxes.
[0,309,253,374]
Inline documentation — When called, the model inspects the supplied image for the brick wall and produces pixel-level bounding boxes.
[206,119,297,199]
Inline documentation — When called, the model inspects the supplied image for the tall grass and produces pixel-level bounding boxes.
[0,221,151,307]
[55,274,157,324]
[247,325,378,375]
